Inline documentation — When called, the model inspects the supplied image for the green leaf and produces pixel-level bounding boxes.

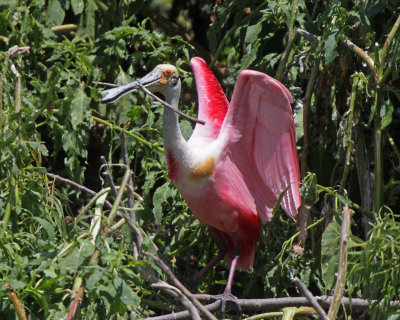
[86,269,103,290]
[245,22,262,44]
[71,0,84,15]
[153,182,176,224]
[324,30,339,66]
[47,0,65,27]
[380,99,394,130]
[31,216,55,240]
[119,278,140,308]
[321,217,340,290]
[70,86,90,130]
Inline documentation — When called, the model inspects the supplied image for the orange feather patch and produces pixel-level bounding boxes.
[189,157,215,181]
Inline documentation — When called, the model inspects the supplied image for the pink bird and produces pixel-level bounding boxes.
[102,57,301,311]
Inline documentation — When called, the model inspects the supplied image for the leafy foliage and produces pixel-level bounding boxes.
[1,0,400,319]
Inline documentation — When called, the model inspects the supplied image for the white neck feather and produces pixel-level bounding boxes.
[162,80,187,158]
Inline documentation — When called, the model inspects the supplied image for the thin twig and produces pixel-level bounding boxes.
[296,28,376,74]
[379,13,400,75]
[120,132,136,218]
[120,132,142,258]
[293,277,329,320]
[46,172,98,197]
[100,156,119,196]
[341,76,359,187]
[327,205,353,319]
[301,62,318,177]
[137,83,205,125]
[92,115,163,150]
[93,81,119,88]
[276,0,299,81]
[46,172,126,229]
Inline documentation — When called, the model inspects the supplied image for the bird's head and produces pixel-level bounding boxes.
[101,64,180,104]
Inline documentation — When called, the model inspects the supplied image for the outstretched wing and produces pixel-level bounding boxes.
[188,58,229,144]
[220,70,301,222]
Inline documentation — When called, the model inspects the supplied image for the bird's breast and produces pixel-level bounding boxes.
[188,156,215,181]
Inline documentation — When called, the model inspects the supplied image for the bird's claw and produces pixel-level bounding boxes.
[215,291,241,319]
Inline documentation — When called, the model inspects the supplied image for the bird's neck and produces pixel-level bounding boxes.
[162,83,187,159]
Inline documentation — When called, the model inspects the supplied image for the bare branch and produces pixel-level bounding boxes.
[296,28,376,74]
[327,205,353,319]
[147,301,221,320]
[145,252,218,320]
[5,284,28,320]
[293,277,329,320]
[65,282,84,320]
[137,83,205,125]
[296,28,318,42]
[100,156,119,196]
[194,294,400,311]
[379,13,400,74]
[93,81,119,88]
[342,39,375,74]
[151,282,201,320]
[341,76,359,188]
[120,132,143,258]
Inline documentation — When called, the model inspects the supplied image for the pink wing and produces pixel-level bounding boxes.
[188,57,229,143]
[221,70,301,222]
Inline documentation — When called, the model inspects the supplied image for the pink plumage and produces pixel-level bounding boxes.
[168,57,301,270]
[101,57,302,300]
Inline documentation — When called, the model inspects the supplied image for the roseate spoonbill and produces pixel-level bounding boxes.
[101,57,301,309]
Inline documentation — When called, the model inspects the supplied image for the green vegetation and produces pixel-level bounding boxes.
[0,0,399,319]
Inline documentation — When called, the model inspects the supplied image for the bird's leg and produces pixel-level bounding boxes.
[190,242,227,291]
[216,246,241,318]
[188,238,227,292]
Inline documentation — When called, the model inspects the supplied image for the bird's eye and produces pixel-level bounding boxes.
[165,70,172,77]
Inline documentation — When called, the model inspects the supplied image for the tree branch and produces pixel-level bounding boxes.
[149,294,400,319]
[327,204,353,319]
[137,83,205,125]
[151,282,201,320]
[145,252,218,320]
[379,13,400,75]
[293,277,329,320]
[5,284,27,320]
[194,294,400,310]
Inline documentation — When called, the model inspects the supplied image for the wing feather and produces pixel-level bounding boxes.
[221,70,301,222]
[188,58,229,144]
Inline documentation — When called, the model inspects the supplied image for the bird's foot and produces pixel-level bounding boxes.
[215,290,241,319]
